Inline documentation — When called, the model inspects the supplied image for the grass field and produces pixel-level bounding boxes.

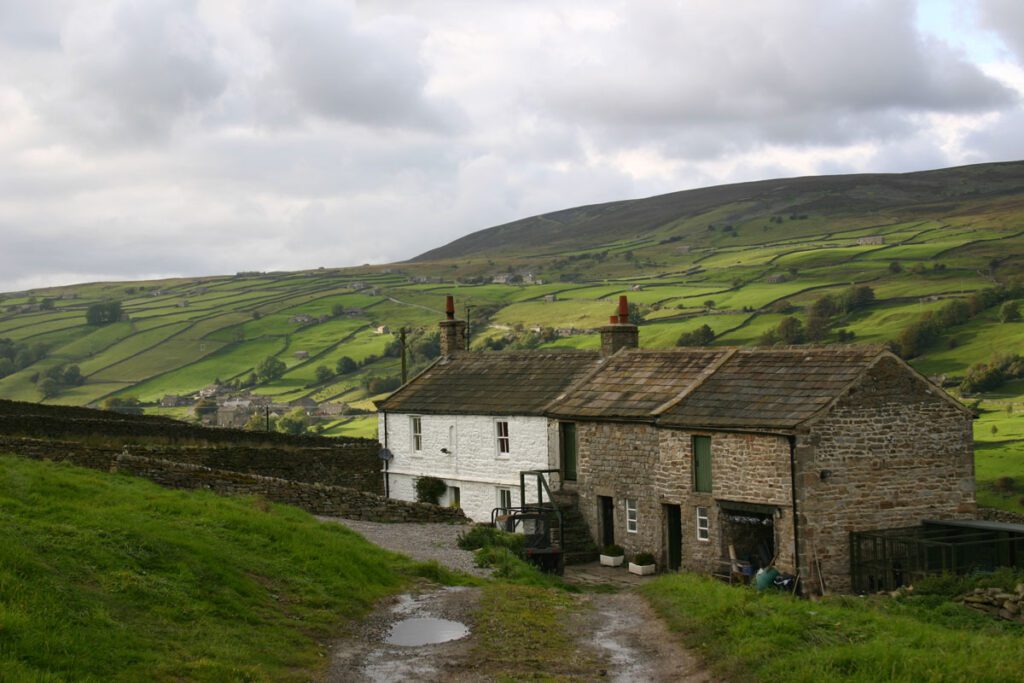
[0,456,455,682]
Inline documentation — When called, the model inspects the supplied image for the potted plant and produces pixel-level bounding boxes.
[628,551,657,576]
[599,544,625,567]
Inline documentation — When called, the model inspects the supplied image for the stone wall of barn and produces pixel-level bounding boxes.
[657,429,795,575]
[797,355,975,593]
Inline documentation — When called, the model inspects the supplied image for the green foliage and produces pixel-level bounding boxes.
[602,544,624,556]
[335,355,358,374]
[256,355,286,382]
[633,552,656,565]
[676,324,715,347]
[457,523,525,554]
[1000,300,1021,322]
[0,337,46,377]
[414,475,448,504]
[314,365,333,383]
[276,408,308,435]
[642,572,1024,683]
[85,300,122,325]
[0,456,430,681]
[960,354,1024,394]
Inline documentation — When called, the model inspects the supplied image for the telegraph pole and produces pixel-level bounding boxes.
[400,327,408,384]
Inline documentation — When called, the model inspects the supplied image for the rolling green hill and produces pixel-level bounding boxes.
[1,160,1023,509]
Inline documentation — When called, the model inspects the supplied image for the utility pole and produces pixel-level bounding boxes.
[465,305,473,351]
[400,327,408,384]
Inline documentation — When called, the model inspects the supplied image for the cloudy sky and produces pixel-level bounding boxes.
[1,0,1023,292]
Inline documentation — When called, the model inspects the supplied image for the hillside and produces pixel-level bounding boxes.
[0,455,438,681]
[0,160,1022,508]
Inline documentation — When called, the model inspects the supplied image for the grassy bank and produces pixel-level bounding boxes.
[642,572,1024,683]
[0,455,447,682]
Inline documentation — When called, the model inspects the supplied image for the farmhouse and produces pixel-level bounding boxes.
[377,296,975,592]
[857,235,885,245]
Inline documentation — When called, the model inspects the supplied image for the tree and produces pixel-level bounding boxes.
[809,295,837,319]
[627,302,643,325]
[276,408,308,435]
[840,286,875,313]
[999,301,1021,323]
[256,356,286,382]
[331,303,345,318]
[703,300,715,310]
[776,316,805,344]
[805,315,831,342]
[38,377,60,398]
[676,324,715,347]
[0,357,13,379]
[85,301,122,325]
[888,261,902,274]
[315,365,334,383]
[62,365,84,386]
[194,397,218,420]
[336,356,358,375]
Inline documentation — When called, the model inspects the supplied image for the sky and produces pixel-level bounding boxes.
[1,0,1023,292]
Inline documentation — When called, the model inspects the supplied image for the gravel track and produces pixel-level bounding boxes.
[319,517,492,578]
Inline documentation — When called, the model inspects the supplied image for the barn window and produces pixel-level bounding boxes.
[693,436,712,493]
[625,498,638,534]
[696,506,710,542]
[411,416,423,453]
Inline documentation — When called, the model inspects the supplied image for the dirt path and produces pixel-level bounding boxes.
[326,583,714,682]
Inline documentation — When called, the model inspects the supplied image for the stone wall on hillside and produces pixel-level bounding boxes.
[113,454,465,523]
[0,435,383,495]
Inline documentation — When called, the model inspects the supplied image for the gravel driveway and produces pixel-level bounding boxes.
[319,517,492,578]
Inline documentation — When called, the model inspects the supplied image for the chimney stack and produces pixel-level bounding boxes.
[599,295,639,357]
[439,295,467,356]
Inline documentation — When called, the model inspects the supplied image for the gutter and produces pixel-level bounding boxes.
[788,435,801,585]
[382,410,390,498]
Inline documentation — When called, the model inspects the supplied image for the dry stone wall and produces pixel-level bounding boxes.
[113,454,465,523]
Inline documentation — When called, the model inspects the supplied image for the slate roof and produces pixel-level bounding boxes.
[655,347,884,430]
[375,350,602,416]
[546,349,732,420]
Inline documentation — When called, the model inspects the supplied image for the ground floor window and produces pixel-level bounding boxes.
[625,498,638,533]
[448,486,461,508]
[498,487,512,510]
[696,506,710,541]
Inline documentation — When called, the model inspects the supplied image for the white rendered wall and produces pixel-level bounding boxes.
[379,412,556,522]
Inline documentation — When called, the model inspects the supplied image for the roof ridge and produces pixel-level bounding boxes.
[651,348,738,416]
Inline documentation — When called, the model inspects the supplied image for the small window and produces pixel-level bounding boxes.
[411,416,423,452]
[498,487,512,510]
[693,435,712,493]
[496,420,510,455]
[449,486,461,508]
[696,506,710,542]
[625,498,638,534]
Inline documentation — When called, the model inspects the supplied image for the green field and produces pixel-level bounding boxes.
[0,456,453,681]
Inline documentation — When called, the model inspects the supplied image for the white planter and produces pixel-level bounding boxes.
[628,562,656,576]
[599,554,625,567]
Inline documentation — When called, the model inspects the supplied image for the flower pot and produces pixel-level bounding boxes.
[628,562,656,576]
[600,554,625,567]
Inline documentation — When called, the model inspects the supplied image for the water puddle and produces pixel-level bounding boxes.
[385,617,469,646]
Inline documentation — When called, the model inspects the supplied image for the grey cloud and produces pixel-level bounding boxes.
[262,0,459,131]
[59,0,228,142]
[977,0,1024,61]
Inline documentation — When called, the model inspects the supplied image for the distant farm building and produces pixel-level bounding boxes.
[857,236,884,245]
[765,274,788,284]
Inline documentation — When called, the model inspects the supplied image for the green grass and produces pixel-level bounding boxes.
[642,572,1024,683]
[0,455,445,682]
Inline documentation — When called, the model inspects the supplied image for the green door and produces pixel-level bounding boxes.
[560,422,577,481]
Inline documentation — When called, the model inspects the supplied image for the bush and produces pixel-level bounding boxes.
[414,476,448,505]
[676,324,715,347]
[999,300,1020,323]
[633,552,656,566]
[602,544,624,557]
[457,524,524,554]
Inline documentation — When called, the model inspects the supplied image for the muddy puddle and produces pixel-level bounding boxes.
[385,617,469,646]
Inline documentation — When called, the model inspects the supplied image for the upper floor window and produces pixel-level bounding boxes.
[693,435,712,493]
[625,498,638,533]
[496,420,510,455]
[411,416,423,453]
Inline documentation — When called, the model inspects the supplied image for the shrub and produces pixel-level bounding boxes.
[633,552,656,566]
[457,524,524,554]
[414,476,448,505]
[602,544,624,557]
[676,324,715,347]
[999,300,1020,323]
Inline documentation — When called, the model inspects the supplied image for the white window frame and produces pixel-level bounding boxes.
[410,416,423,454]
[495,419,510,456]
[497,487,512,510]
[625,498,638,534]
[696,506,710,542]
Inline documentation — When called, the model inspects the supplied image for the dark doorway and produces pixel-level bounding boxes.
[560,422,577,481]
[664,504,682,570]
[598,496,615,547]
[720,508,775,573]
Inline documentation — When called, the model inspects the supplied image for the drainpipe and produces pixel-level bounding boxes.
[788,435,801,583]
[382,410,390,498]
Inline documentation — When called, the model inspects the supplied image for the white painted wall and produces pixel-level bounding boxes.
[379,411,558,522]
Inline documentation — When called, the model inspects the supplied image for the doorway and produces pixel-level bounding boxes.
[598,496,615,548]
[560,422,577,482]
[664,504,682,570]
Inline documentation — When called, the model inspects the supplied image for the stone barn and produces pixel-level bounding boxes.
[549,345,975,593]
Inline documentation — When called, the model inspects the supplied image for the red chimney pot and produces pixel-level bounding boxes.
[609,315,618,324]
[445,295,455,320]
[618,295,629,324]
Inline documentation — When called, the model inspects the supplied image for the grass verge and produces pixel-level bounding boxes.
[641,572,1024,682]
[0,455,450,682]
